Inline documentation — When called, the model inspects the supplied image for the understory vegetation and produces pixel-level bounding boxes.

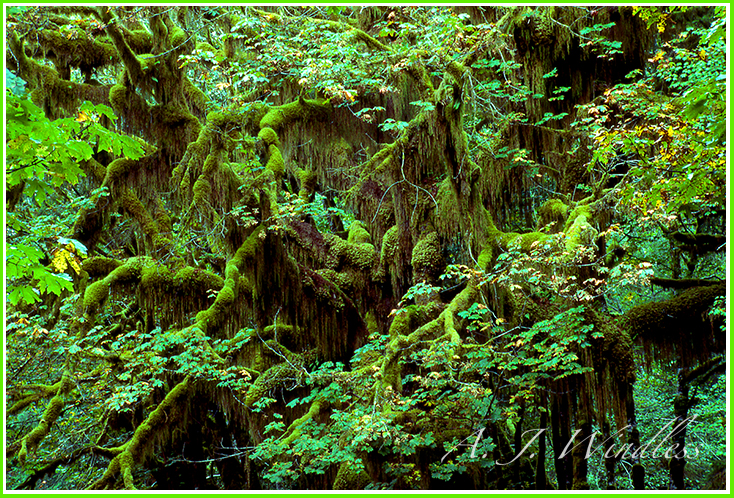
[4,5,727,491]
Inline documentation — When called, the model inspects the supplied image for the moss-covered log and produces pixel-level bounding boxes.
[621,283,725,367]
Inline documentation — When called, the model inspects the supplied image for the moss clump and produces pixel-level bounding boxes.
[333,462,371,490]
[477,246,494,271]
[538,198,568,231]
[621,283,725,344]
[564,204,593,232]
[140,262,173,290]
[82,257,123,277]
[347,221,371,245]
[265,144,284,178]
[317,269,351,291]
[84,280,110,310]
[564,209,597,254]
[215,286,235,308]
[511,231,550,252]
[298,169,318,202]
[381,226,399,260]
[168,26,187,47]
[326,234,376,271]
[196,41,216,53]
[411,232,443,280]
[109,258,143,283]
[257,127,279,146]
[174,266,224,294]
[105,158,137,183]
[121,27,154,54]
[259,97,331,131]
[206,110,248,130]
[244,361,294,407]
[192,176,212,205]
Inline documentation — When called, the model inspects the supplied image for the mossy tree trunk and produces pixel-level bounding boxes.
[5,6,725,490]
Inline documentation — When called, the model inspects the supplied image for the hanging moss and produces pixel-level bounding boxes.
[32,29,119,72]
[621,283,725,365]
[91,377,192,490]
[183,77,207,116]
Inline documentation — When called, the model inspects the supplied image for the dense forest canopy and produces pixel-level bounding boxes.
[4,5,727,491]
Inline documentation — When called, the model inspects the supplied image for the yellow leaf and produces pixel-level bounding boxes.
[51,249,69,273]
[76,111,90,123]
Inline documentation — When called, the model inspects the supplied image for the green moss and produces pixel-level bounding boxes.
[84,280,110,309]
[326,234,376,271]
[347,221,371,245]
[564,204,593,232]
[244,361,293,407]
[216,286,235,307]
[564,210,597,254]
[108,84,131,113]
[538,198,568,231]
[411,232,443,278]
[298,169,317,198]
[122,27,154,54]
[202,154,219,175]
[258,97,331,131]
[257,127,279,146]
[364,311,378,333]
[233,226,266,264]
[140,262,173,290]
[333,462,371,490]
[109,258,143,283]
[477,246,494,271]
[265,144,284,177]
[192,176,212,204]
[120,189,159,241]
[82,257,123,276]
[174,266,224,293]
[196,42,216,53]
[105,158,137,183]
[168,26,187,47]
[381,226,399,260]
[436,178,461,231]
[317,269,351,291]
[512,231,549,252]
[183,77,207,110]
